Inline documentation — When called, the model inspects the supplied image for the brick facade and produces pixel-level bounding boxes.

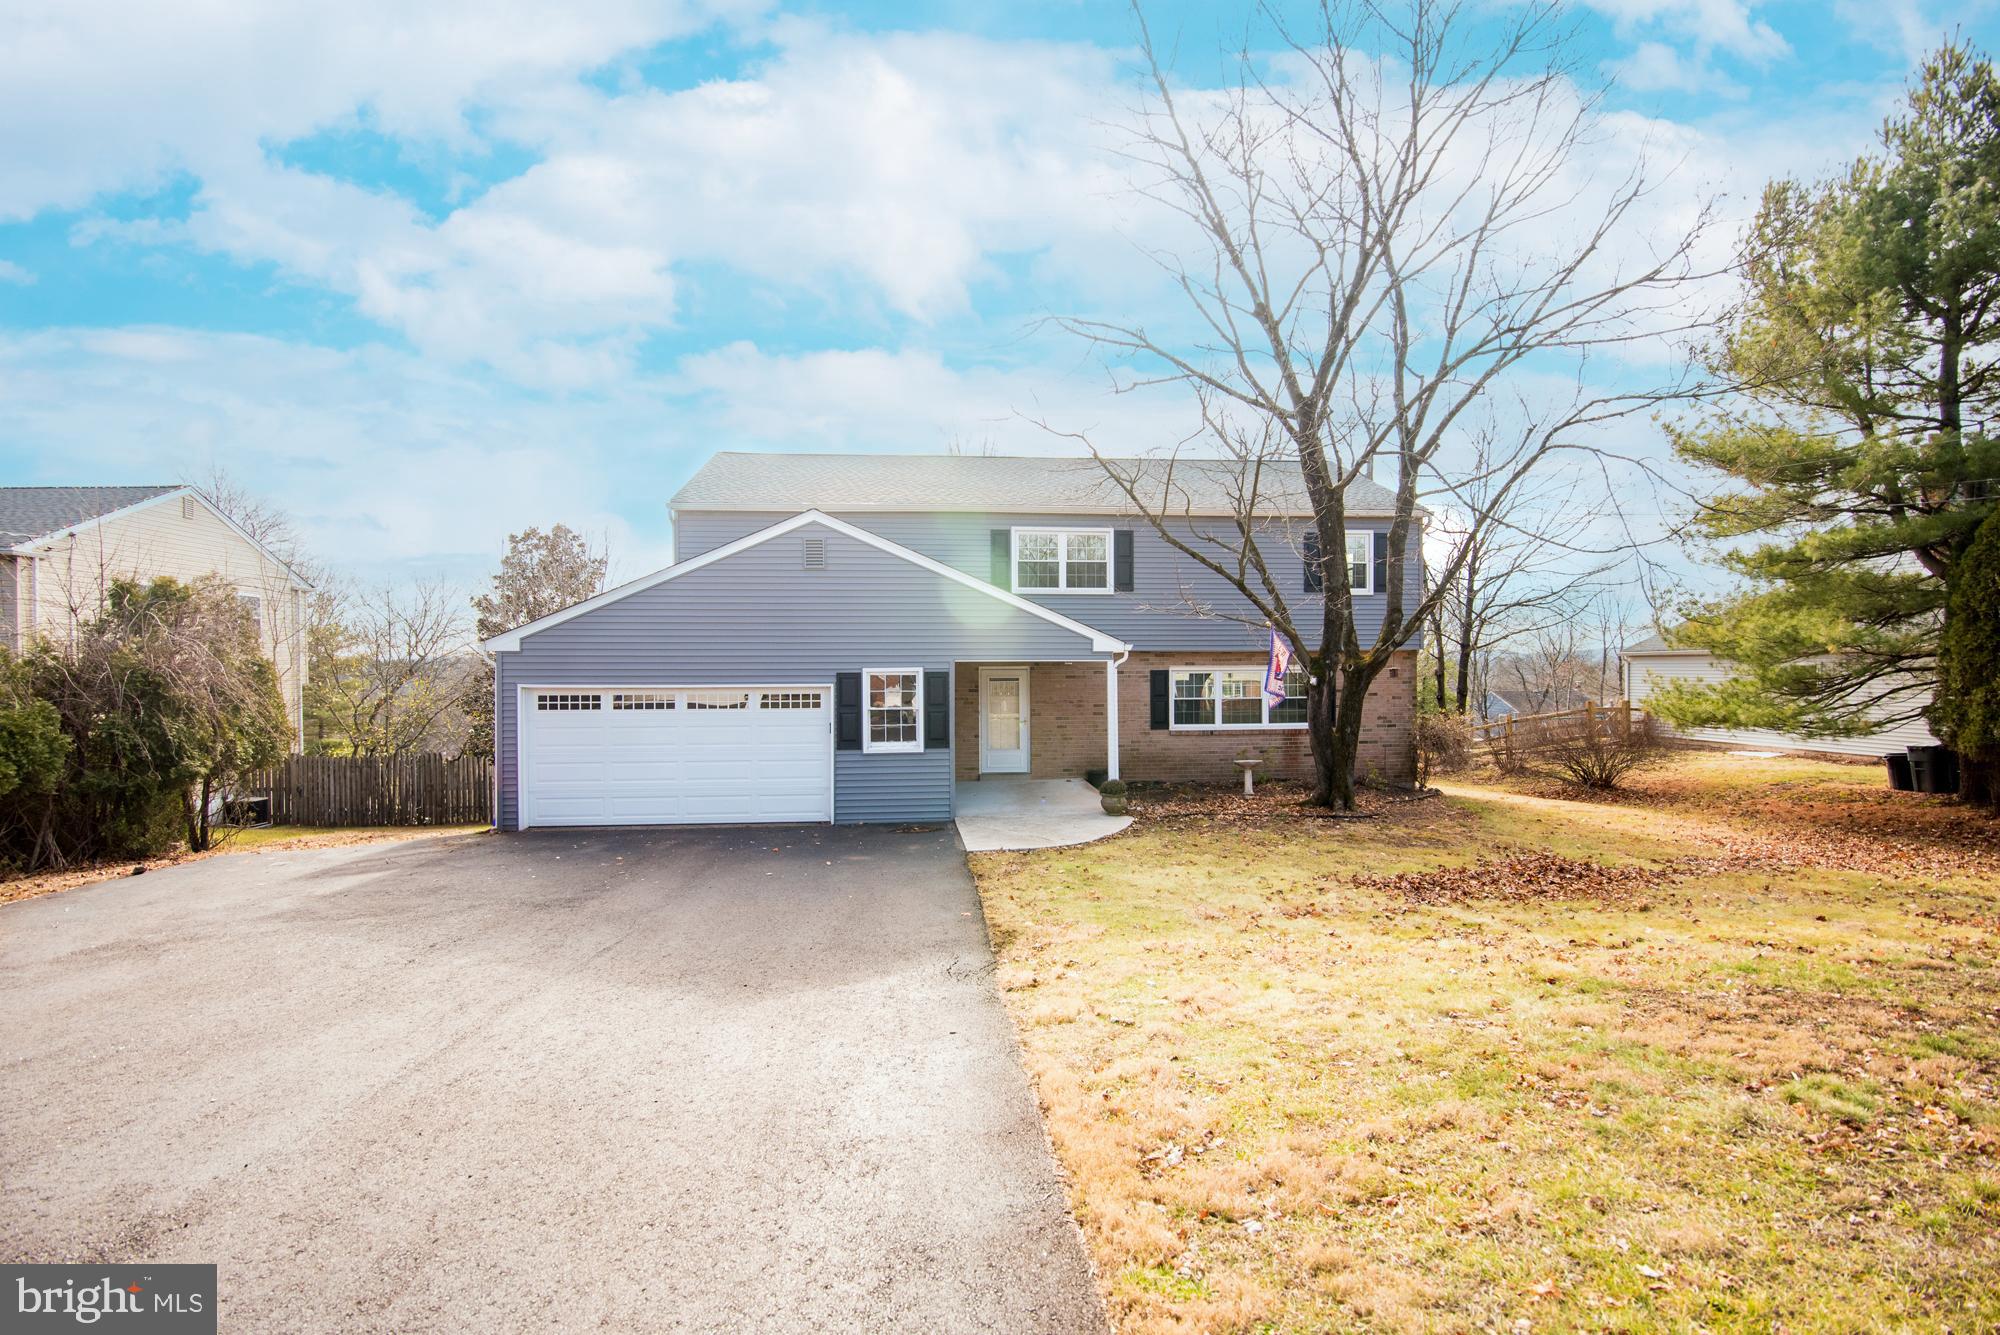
[953,649,1417,786]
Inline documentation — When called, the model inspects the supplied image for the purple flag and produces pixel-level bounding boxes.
[1264,628,1293,707]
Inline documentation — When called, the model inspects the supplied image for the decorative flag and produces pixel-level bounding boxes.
[1263,627,1293,708]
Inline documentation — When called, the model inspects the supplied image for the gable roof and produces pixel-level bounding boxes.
[1623,632,1705,655]
[3,485,314,590]
[483,510,1130,654]
[669,451,1402,519]
[0,485,179,546]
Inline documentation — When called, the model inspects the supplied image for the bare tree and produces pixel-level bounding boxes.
[309,582,474,758]
[1050,0,1709,807]
[1426,460,1618,713]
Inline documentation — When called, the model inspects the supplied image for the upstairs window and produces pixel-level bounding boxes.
[1347,533,1372,593]
[1013,528,1110,593]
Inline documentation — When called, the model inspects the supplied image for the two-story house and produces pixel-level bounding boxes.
[483,452,1420,830]
[0,485,312,744]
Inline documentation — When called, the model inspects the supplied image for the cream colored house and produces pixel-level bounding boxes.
[1,485,311,746]
[1621,633,1938,760]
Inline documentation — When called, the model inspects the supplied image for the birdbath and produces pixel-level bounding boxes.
[1233,757,1263,796]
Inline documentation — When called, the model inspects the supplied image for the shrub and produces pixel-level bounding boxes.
[1538,712,1665,790]
[1413,711,1473,788]
[0,577,289,870]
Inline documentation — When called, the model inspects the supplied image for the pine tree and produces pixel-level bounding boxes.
[1660,43,2000,803]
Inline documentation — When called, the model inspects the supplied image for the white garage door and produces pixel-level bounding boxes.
[522,686,832,827]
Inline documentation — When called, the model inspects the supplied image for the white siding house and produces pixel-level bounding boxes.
[1621,635,1939,759]
[1,486,312,746]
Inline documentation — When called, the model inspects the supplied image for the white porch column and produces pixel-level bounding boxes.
[1105,657,1121,781]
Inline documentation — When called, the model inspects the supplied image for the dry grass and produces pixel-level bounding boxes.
[973,751,2000,1333]
[0,824,488,905]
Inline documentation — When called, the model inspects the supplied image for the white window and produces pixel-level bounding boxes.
[864,669,922,753]
[1013,528,1111,594]
[1348,534,1373,593]
[1169,665,1310,730]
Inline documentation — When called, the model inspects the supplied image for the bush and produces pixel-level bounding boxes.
[1538,712,1665,790]
[1414,711,1473,788]
[0,577,290,870]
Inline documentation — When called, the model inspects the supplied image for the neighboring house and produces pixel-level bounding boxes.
[1486,686,1590,721]
[1621,633,1939,759]
[0,485,312,745]
[484,452,1422,831]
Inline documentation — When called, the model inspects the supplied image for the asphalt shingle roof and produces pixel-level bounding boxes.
[0,485,180,547]
[669,451,1402,518]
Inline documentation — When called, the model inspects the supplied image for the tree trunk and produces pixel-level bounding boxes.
[1306,656,1341,807]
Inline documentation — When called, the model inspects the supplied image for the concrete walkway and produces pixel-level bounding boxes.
[954,777,1133,852]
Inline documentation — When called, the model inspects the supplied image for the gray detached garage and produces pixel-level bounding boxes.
[484,512,1126,831]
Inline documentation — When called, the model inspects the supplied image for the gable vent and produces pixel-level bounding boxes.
[802,536,827,570]
[181,494,198,520]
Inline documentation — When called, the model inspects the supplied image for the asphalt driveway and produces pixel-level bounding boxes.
[1,826,1105,1334]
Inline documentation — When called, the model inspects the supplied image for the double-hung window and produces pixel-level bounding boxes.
[1169,665,1310,730]
[1346,534,1372,593]
[1013,528,1110,593]
[864,669,922,753]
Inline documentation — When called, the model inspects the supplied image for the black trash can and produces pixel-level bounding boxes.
[1885,752,1914,791]
[1907,745,1960,794]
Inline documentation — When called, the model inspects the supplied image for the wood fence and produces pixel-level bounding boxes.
[1472,699,1646,753]
[250,753,491,827]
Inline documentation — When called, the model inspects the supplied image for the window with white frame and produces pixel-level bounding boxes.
[864,669,922,752]
[1169,665,1310,730]
[1347,533,1372,592]
[1013,528,1110,593]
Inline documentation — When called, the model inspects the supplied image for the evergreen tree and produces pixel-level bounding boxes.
[1660,43,2000,802]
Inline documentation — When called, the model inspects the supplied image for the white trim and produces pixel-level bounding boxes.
[1010,525,1113,596]
[483,510,1130,654]
[1104,657,1121,782]
[977,665,1031,774]
[1345,532,1373,595]
[514,683,836,830]
[671,501,1401,520]
[862,668,924,754]
[8,487,315,590]
[1167,664,1311,732]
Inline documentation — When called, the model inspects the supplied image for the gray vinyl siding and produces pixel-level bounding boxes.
[675,509,1424,652]
[494,523,1104,830]
[836,749,953,823]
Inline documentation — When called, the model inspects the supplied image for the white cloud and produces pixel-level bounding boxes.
[0,328,675,582]
[0,0,763,219]
[1581,0,1789,63]
[0,259,33,284]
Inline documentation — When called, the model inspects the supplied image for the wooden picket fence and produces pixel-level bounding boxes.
[250,753,491,827]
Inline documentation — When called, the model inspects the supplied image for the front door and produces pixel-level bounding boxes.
[979,667,1030,774]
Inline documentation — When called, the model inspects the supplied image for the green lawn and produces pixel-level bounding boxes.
[971,753,2000,1333]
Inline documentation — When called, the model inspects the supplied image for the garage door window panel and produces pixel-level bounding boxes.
[865,670,922,753]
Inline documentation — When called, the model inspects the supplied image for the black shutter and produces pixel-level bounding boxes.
[990,530,1011,586]
[835,672,862,751]
[1372,531,1389,600]
[1302,529,1323,592]
[1114,530,1134,591]
[1149,670,1170,730]
[924,671,949,750]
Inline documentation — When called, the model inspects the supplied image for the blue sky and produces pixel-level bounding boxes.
[1,0,1992,593]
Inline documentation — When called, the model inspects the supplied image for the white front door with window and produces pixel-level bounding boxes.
[978,667,1030,773]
